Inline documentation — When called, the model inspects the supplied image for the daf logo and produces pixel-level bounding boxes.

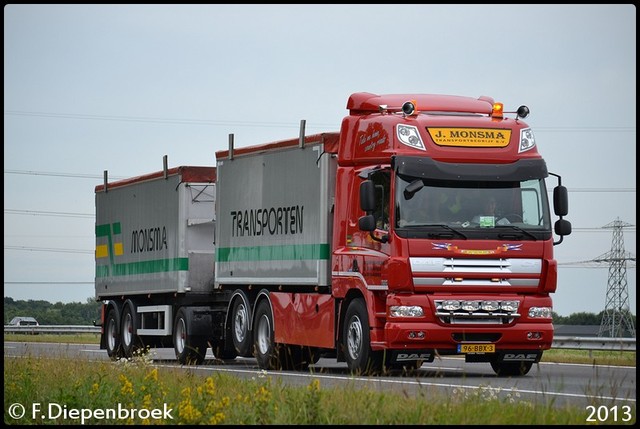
[502,353,538,362]
[396,353,432,361]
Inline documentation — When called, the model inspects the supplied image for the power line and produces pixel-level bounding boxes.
[567,188,636,193]
[4,246,93,254]
[4,110,336,130]
[5,209,93,218]
[534,127,635,133]
[5,169,635,194]
[5,109,635,132]
[4,169,126,180]
[4,281,94,285]
[5,208,636,234]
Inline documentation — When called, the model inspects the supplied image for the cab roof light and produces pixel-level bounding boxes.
[402,100,418,116]
[516,105,530,120]
[491,102,504,119]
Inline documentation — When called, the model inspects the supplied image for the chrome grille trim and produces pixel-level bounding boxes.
[411,257,541,288]
[434,299,521,325]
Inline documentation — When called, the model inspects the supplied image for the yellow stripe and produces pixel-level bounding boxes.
[114,242,124,256]
[96,244,109,259]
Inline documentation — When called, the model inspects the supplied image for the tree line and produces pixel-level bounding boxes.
[4,297,102,326]
[3,296,635,327]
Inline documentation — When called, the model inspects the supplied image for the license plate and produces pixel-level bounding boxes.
[458,344,495,353]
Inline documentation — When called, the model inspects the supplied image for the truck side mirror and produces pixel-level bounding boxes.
[553,185,569,217]
[360,180,376,213]
[359,214,376,232]
[554,218,572,237]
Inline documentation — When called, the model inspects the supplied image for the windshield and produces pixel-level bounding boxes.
[395,175,552,239]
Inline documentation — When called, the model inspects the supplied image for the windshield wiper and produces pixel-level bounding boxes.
[425,224,468,239]
[495,225,537,240]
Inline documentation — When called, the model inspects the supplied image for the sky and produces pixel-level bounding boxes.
[4,4,636,317]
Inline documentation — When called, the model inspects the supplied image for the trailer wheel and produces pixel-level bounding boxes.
[490,360,534,376]
[105,308,123,360]
[231,298,252,357]
[121,304,141,357]
[343,298,383,375]
[253,300,279,370]
[173,308,207,365]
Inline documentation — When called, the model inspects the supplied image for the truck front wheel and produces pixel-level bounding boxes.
[343,298,383,375]
[105,308,123,360]
[173,308,207,365]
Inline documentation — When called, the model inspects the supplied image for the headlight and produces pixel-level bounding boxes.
[440,300,461,311]
[396,125,425,151]
[519,127,536,153]
[461,300,481,311]
[500,300,520,312]
[390,305,424,318]
[481,300,500,312]
[529,306,552,318]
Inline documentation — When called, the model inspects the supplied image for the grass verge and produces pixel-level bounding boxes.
[6,353,632,425]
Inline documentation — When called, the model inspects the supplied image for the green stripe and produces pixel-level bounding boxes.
[96,265,109,278]
[95,224,111,237]
[96,257,189,278]
[216,244,330,262]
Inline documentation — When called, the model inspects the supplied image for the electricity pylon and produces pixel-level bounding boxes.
[594,218,636,338]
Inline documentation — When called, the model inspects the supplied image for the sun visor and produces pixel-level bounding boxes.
[393,156,548,182]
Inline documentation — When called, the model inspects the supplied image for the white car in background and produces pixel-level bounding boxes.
[8,316,39,326]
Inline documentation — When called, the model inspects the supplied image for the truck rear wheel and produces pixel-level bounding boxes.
[173,308,207,365]
[490,360,534,376]
[343,298,383,375]
[253,300,279,370]
[231,298,252,357]
[105,308,123,360]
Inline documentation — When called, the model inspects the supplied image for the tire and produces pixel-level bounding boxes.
[231,298,252,357]
[173,308,207,365]
[343,298,383,375]
[105,308,123,360]
[490,360,534,376]
[121,304,141,357]
[253,299,279,370]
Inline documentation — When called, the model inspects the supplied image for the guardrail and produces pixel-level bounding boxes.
[4,325,636,352]
[551,336,635,352]
[4,325,101,334]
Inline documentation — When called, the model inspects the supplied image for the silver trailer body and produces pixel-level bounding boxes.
[95,167,216,298]
[215,139,336,287]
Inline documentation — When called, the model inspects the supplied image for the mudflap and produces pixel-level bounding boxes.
[389,350,436,364]
[465,350,543,363]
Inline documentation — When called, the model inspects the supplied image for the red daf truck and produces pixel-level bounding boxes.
[95,92,571,376]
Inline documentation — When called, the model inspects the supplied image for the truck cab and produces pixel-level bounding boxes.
[332,93,571,375]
